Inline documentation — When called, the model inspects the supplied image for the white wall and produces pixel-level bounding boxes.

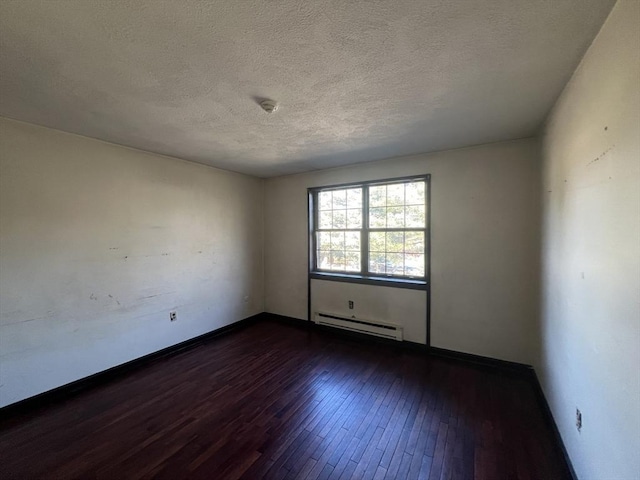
[538,0,640,478]
[311,280,427,344]
[0,118,264,407]
[265,138,540,364]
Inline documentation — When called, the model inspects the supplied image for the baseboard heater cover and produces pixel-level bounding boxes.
[314,312,403,341]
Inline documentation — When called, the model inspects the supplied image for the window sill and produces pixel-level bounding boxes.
[310,272,428,290]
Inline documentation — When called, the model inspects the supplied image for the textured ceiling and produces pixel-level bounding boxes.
[0,0,616,177]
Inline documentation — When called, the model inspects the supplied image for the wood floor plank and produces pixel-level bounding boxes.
[0,320,572,480]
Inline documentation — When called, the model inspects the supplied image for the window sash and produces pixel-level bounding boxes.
[311,177,429,281]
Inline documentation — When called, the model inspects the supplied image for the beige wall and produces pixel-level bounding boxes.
[311,279,427,344]
[265,138,541,364]
[538,0,640,478]
[0,118,264,407]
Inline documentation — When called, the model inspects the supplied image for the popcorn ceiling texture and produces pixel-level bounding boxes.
[0,0,616,177]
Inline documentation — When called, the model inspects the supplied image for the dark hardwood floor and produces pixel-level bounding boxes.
[0,320,570,479]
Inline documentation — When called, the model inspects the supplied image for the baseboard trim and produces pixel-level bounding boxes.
[428,346,533,374]
[530,370,579,480]
[264,313,310,327]
[0,312,265,421]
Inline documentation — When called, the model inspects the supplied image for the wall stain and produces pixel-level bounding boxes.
[90,293,97,301]
[108,294,121,306]
[587,145,615,166]
[5,317,47,326]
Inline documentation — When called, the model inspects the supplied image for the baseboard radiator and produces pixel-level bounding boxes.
[314,312,403,341]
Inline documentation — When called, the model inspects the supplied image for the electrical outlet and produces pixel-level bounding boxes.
[348,300,354,310]
[576,408,582,432]
[170,311,177,322]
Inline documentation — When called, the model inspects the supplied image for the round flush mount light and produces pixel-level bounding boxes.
[259,100,279,113]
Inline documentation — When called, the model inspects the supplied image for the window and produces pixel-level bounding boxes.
[310,175,429,287]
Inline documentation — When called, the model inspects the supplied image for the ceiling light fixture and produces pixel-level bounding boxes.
[259,100,278,113]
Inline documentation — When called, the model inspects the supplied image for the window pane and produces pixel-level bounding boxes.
[386,206,404,228]
[345,231,360,251]
[369,207,386,228]
[366,231,426,278]
[331,231,345,250]
[369,252,386,274]
[369,232,385,251]
[405,182,425,205]
[346,188,362,208]
[317,251,331,269]
[387,253,404,274]
[369,185,386,207]
[319,211,332,229]
[386,183,405,206]
[386,232,404,252]
[330,251,346,270]
[332,189,347,208]
[345,252,360,272]
[319,191,333,210]
[332,209,346,228]
[405,232,424,254]
[405,205,425,227]
[317,232,331,250]
[404,254,425,277]
[346,208,362,228]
